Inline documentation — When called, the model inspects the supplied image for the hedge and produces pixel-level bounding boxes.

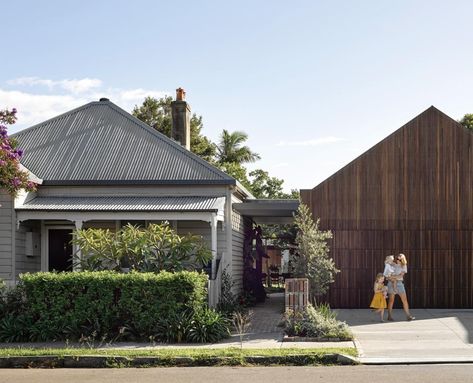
[2,271,208,342]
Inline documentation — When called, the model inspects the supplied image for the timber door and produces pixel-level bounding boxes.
[48,229,73,271]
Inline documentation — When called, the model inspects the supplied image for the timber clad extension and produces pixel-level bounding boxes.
[302,106,473,309]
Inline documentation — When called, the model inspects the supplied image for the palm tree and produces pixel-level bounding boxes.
[216,130,260,164]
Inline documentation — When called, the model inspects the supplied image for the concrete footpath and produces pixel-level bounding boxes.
[336,308,473,364]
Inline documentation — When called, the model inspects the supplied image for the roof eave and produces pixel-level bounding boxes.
[235,180,255,199]
[16,208,220,212]
[19,164,43,185]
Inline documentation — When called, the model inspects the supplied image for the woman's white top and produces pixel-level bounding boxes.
[393,264,407,280]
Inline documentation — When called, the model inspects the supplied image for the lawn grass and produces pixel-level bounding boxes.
[0,347,357,367]
[0,347,357,358]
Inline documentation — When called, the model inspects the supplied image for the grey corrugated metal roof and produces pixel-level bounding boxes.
[16,196,225,212]
[13,100,235,185]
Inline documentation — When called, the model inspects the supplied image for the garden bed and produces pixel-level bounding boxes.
[284,304,354,341]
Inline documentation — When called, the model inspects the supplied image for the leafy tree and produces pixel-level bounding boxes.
[248,169,299,199]
[132,97,299,200]
[0,108,36,196]
[132,96,173,136]
[287,189,300,199]
[218,162,252,190]
[216,130,260,165]
[132,96,216,161]
[248,169,285,199]
[72,223,212,272]
[189,114,216,162]
[292,203,339,298]
[459,114,473,131]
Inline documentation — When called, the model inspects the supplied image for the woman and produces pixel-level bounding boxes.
[385,253,415,321]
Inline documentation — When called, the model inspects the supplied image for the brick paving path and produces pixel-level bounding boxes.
[247,292,285,334]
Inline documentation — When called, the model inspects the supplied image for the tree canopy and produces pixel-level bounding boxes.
[132,96,216,162]
[216,130,260,165]
[292,203,339,297]
[459,114,473,131]
[132,96,297,199]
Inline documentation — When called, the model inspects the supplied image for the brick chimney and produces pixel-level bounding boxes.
[171,87,191,150]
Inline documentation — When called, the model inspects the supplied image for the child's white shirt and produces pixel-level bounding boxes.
[383,263,395,277]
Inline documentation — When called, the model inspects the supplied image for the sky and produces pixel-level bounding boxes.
[2,0,473,192]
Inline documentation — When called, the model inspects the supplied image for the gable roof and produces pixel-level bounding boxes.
[14,99,235,186]
[306,106,462,192]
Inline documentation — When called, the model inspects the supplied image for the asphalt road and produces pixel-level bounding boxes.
[1,365,473,383]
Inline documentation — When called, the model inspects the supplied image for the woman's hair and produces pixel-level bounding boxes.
[385,255,394,264]
[375,273,384,282]
[397,253,407,266]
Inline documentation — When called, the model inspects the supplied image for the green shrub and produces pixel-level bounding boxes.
[72,223,212,273]
[0,279,25,321]
[0,271,208,342]
[315,302,338,321]
[153,310,193,343]
[0,279,6,316]
[152,308,230,344]
[0,314,32,342]
[216,268,238,317]
[187,308,230,343]
[284,304,352,340]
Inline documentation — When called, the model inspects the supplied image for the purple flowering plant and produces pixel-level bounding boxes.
[0,108,36,196]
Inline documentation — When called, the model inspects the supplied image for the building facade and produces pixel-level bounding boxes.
[302,107,473,308]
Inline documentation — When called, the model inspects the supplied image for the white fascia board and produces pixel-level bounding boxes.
[16,211,216,224]
[19,164,43,185]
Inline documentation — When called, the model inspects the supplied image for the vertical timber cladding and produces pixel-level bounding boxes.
[301,107,473,308]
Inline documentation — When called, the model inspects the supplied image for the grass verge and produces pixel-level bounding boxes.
[0,347,357,368]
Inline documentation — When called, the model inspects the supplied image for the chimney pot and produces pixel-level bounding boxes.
[176,88,186,101]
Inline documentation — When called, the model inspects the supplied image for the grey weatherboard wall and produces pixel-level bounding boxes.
[0,191,14,281]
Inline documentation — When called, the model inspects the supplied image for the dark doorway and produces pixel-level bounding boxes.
[48,229,73,272]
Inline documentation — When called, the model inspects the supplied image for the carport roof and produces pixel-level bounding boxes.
[233,199,299,224]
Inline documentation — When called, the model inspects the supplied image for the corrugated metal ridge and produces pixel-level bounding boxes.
[106,102,235,182]
[16,196,225,212]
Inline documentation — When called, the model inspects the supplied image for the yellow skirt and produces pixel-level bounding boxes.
[370,292,387,309]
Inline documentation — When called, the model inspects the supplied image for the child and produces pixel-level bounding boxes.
[370,273,387,322]
[383,255,398,294]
